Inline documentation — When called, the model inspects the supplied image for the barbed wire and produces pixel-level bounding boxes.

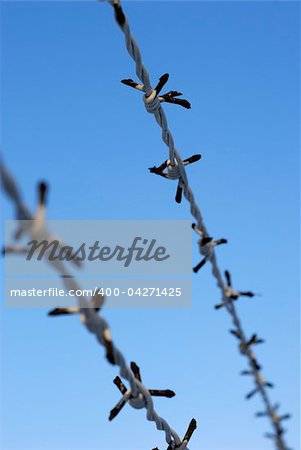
[100,1,292,449]
[1,1,293,448]
[1,162,196,450]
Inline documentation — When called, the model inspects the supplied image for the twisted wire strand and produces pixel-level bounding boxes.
[0,160,186,449]
[102,1,291,449]
[60,273,188,448]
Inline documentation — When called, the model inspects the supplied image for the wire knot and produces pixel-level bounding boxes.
[109,362,175,421]
[144,90,161,114]
[129,392,146,409]
[199,240,212,257]
[149,155,201,204]
[214,271,256,309]
[121,73,191,111]
[192,223,227,273]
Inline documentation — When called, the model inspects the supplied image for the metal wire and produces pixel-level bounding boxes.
[101,1,292,449]
[1,1,292,448]
[1,160,191,450]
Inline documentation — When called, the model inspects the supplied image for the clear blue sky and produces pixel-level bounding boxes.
[1,1,299,450]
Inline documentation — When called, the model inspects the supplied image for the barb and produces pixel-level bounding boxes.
[153,419,197,450]
[192,223,227,273]
[214,270,256,309]
[1,159,194,450]
[148,154,201,203]
[121,74,191,109]
[109,361,175,421]
[102,1,291,449]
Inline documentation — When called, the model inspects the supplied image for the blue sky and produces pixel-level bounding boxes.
[1,1,299,450]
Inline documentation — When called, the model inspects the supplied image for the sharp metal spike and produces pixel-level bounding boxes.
[175,183,183,203]
[113,376,127,394]
[239,291,255,298]
[191,223,203,237]
[153,73,169,96]
[148,389,175,398]
[182,418,197,444]
[166,90,182,98]
[109,396,127,421]
[215,238,228,246]
[121,78,145,91]
[48,307,80,316]
[241,370,252,376]
[130,361,142,382]
[224,270,232,287]
[193,257,207,273]
[214,302,224,310]
[255,411,267,418]
[279,414,291,421]
[38,181,47,206]
[230,329,241,339]
[246,387,259,400]
[161,95,191,109]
